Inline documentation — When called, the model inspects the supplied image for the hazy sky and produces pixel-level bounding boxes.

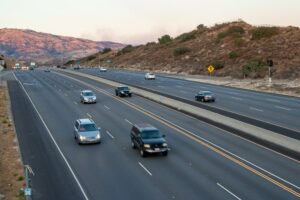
[1,0,300,44]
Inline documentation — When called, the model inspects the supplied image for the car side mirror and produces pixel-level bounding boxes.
[162,134,166,138]
[98,127,101,131]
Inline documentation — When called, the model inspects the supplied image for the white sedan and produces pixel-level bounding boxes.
[99,67,107,72]
[145,72,156,80]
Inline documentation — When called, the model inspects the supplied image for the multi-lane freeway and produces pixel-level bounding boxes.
[5,69,300,199]
[80,68,300,136]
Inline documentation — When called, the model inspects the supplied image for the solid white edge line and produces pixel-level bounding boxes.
[125,119,133,125]
[217,183,241,200]
[87,113,92,118]
[13,72,89,200]
[275,106,291,111]
[138,162,152,176]
[249,107,263,112]
[52,70,300,190]
[106,130,115,139]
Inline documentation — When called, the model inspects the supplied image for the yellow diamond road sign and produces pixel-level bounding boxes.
[208,65,214,73]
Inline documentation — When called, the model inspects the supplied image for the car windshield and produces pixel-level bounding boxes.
[200,92,212,95]
[141,130,162,139]
[83,92,94,96]
[119,87,129,91]
[79,124,97,131]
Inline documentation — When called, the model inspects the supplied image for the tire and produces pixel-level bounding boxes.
[131,141,136,149]
[129,94,132,97]
[162,151,168,156]
[140,149,146,157]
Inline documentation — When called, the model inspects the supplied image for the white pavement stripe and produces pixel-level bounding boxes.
[106,131,115,139]
[64,94,68,97]
[12,73,89,200]
[275,106,291,111]
[73,101,78,105]
[104,105,110,110]
[87,113,92,118]
[267,98,281,103]
[125,119,133,125]
[217,183,241,200]
[249,107,263,112]
[138,162,152,176]
[231,97,242,101]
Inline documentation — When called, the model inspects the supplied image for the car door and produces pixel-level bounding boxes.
[74,121,79,139]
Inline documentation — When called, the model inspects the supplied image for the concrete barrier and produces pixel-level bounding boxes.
[58,69,300,157]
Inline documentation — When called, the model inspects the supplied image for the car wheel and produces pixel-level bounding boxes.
[131,141,136,149]
[129,94,132,97]
[140,149,146,157]
[162,151,168,156]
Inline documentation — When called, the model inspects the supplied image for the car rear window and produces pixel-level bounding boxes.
[79,124,97,131]
[141,130,161,139]
[83,92,94,96]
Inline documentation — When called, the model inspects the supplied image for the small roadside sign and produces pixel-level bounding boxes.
[207,65,214,73]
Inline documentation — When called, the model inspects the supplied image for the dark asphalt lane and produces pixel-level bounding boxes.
[56,69,300,187]
[11,70,300,200]
[79,68,300,133]
[8,80,85,200]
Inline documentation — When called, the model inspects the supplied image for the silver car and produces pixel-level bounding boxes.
[80,90,97,104]
[74,118,101,144]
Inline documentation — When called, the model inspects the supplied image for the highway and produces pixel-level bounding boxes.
[79,68,300,136]
[7,69,300,199]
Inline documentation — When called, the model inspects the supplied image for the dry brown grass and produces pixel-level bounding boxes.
[0,84,25,200]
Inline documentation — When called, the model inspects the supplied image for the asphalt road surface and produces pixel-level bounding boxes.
[79,68,300,135]
[7,69,300,199]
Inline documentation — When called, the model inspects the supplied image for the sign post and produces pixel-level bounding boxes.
[207,65,215,76]
[266,59,273,86]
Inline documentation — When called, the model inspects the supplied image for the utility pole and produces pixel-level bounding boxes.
[267,59,273,86]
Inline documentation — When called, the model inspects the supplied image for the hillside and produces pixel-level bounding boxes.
[0,28,125,65]
[73,21,300,79]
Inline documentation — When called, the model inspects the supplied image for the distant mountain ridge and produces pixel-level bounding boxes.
[0,28,125,64]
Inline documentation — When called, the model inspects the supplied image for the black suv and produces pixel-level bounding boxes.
[195,91,215,102]
[130,124,168,157]
[115,86,132,97]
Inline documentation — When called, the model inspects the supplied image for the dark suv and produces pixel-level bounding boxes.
[130,124,168,157]
[115,86,132,97]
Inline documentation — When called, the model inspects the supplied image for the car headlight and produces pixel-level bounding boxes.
[79,135,85,140]
[162,143,168,147]
[144,144,151,148]
[121,91,124,93]
[96,134,100,139]
[93,97,96,100]
[84,97,88,100]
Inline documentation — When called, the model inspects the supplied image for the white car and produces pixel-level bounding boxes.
[99,67,107,72]
[145,72,156,80]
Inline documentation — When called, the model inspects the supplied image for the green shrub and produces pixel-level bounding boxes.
[211,60,225,70]
[116,45,134,56]
[176,31,196,42]
[251,27,279,40]
[17,176,24,181]
[234,38,245,47]
[158,35,172,44]
[173,47,191,57]
[228,51,238,59]
[242,59,266,77]
[197,24,206,30]
[218,26,245,39]
[102,48,111,54]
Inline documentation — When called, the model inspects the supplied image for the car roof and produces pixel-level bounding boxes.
[134,123,158,131]
[81,90,93,93]
[78,118,94,124]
